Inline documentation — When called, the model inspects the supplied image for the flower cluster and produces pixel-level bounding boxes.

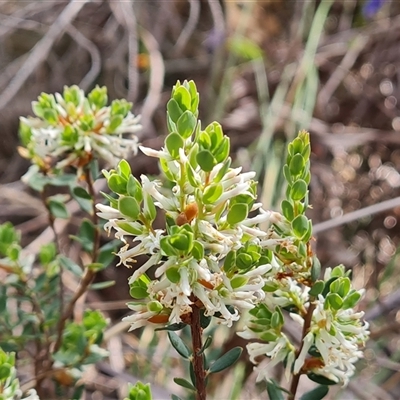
[97,81,369,387]
[240,265,369,386]
[0,349,39,400]
[18,85,141,174]
[237,133,369,386]
[97,80,278,330]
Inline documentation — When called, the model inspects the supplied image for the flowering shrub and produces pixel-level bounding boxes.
[0,80,368,400]
[98,80,369,399]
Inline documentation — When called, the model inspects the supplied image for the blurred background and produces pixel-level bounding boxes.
[1,0,400,399]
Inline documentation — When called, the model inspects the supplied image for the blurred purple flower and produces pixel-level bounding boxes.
[363,0,385,18]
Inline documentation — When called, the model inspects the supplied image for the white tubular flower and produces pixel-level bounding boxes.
[95,204,122,220]
[126,254,161,281]
[246,334,296,382]
[214,183,253,206]
[123,303,161,331]
[141,175,178,211]
[139,145,172,160]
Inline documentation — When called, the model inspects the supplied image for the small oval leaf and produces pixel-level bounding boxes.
[173,378,196,391]
[208,347,242,374]
[300,385,329,400]
[168,331,191,359]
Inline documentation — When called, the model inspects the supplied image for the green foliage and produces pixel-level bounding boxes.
[300,385,329,400]
[207,347,242,374]
[168,332,191,360]
[125,381,153,400]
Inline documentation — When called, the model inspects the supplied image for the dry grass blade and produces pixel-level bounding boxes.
[66,23,101,91]
[139,26,165,132]
[173,0,200,54]
[0,0,89,109]
[314,196,400,234]
[109,1,139,103]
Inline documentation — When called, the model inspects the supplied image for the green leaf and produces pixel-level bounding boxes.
[200,309,211,329]
[155,323,186,332]
[338,277,351,298]
[197,336,213,356]
[214,157,231,183]
[165,132,184,159]
[72,186,91,200]
[291,179,308,201]
[159,158,176,181]
[229,36,263,60]
[87,262,106,271]
[231,276,248,289]
[72,186,93,213]
[227,203,248,225]
[203,183,223,204]
[160,237,177,256]
[188,80,199,113]
[98,240,118,268]
[321,277,338,297]
[167,98,183,123]
[289,153,305,176]
[168,331,191,359]
[186,163,200,188]
[130,278,149,299]
[127,176,143,202]
[326,293,343,310]
[88,85,108,109]
[48,199,69,219]
[170,233,193,252]
[311,256,321,282]
[119,196,140,220]
[116,221,142,235]
[291,215,309,239]
[281,199,294,221]
[213,136,230,163]
[166,266,181,283]
[43,108,58,124]
[196,150,216,172]
[108,174,127,194]
[300,385,329,400]
[90,280,116,290]
[143,193,157,222]
[0,363,11,380]
[309,281,324,297]
[59,256,83,277]
[173,86,191,111]
[192,241,204,260]
[177,110,196,139]
[108,114,123,132]
[117,159,131,179]
[342,291,361,309]
[173,378,196,391]
[236,253,252,270]
[266,380,285,400]
[208,347,242,374]
[307,373,337,386]
[171,395,183,400]
[39,243,56,265]
[19,121,32,146]
[73,218,95,253]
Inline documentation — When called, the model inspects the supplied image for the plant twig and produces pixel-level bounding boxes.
[288,301,316,400]
[85,167,100,262]
[53,166,100,353]
[190,301,206,400]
